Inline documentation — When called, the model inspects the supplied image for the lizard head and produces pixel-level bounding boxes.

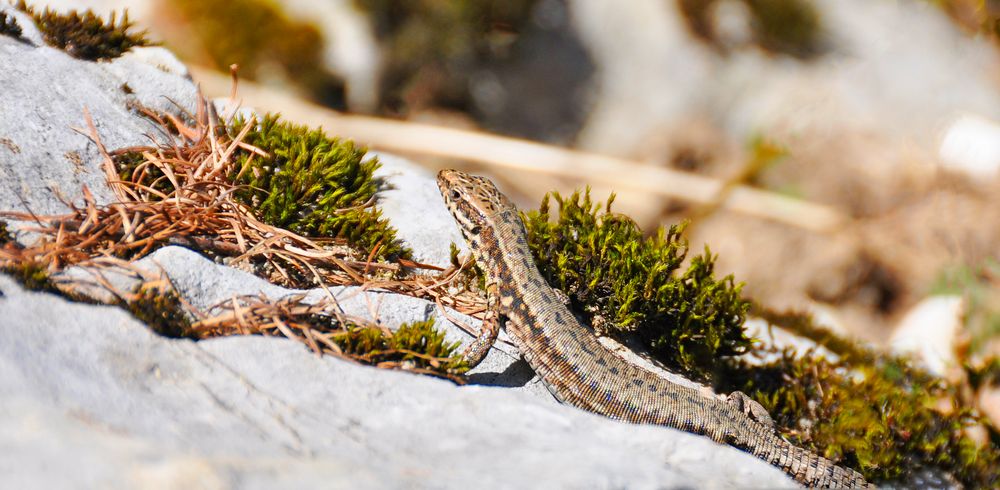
[437,169,514,241]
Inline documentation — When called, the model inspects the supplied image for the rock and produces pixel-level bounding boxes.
[0,274,794,489]
[890,295,965,380]
[977,383,1000,432]
[0,8,796,487]
[34,0,380,111]
[0,3,198,218]
[938,114,1000,179]
[277,0,379,111]
[569,0,713,155]
[569,0,1000,158]
[372,152,468,269]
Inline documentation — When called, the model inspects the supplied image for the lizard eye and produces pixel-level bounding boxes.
[451,190,462,199]
[469,225,481,235]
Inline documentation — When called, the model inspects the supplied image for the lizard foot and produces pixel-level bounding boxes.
[727,391,775,429]
[552,287,572,307]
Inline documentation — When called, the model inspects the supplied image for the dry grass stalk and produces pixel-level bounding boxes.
[188,65,846,233]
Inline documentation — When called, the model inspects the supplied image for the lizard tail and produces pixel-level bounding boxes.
[739,423,873,488]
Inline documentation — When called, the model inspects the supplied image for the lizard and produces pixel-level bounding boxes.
[436,169,874,488]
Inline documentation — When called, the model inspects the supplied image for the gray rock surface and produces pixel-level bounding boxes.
[0,272,794,489]
[0,4,197,218]
[0,8,795,488]
[571,0,1000,156]
[372,152,468,269]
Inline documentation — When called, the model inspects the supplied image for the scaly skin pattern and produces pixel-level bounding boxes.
[437,169,873,488]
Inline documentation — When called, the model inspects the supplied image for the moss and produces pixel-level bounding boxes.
[112,112,409,261]
[0,220,11,244]
[354,0,538,114]
[332,319,467,374]
[16,1,152,61]
[0,250,192,337]
[716,316,999,486]
[230,114,409,260]
[678,0,823,58]
[522,189,750,380]
[967,356,1000,393]
[0,10,23,39]
[742,0,822,58]
[167,0,344,108]
[114,146,189,201]
[0,257,102,306]
[124,283,192,338]
[1,260,60,294]
[518,188,997,484]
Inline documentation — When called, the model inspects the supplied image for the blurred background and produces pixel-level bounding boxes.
[38,0,1000,380]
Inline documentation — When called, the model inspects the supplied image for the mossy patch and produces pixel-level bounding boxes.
[0,9,23,39]
[1,259,61,294]
[113,112,410,262]
[716,309,999,486]
[0,220,11,244]
[522,189,750,380]
[742,0,822,57]
[0,248,191,337]
[333,319,467,373]
[967,356,1000,394]
[517,188,997,485]
[166,0,344,107]
[355,0,538,114]
[678,0,823,58]
[16,1,153,61]
[229,114,408,260]
[126,283,192,338]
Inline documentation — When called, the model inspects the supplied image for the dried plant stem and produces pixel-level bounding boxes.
[189,65,845,233]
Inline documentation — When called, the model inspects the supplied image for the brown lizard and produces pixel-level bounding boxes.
[437,169,873,488]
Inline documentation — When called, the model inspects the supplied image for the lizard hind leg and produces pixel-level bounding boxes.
[460,281,502,369]
[726,391,775,429]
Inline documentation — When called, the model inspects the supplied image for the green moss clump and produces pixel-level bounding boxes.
[0,220,11,244]
[1,260,59,294]
[0,251,192,337]
[0,257,99,305]
[333,319,467,374]
[716,314,999,486]
[231,114,409,260]
[967,356,1000,393]
[0,10,23,39]
[522,189,750,379]
[355,0,538,114]
[742,0,822,58]
[167,0,344,107]
[124,284,192,338]
[16,1,152,61]
[678,0,822,58]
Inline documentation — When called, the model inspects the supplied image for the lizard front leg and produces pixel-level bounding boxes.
[460,281,502,368]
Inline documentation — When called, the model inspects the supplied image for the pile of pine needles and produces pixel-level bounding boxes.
[0,93,484,380]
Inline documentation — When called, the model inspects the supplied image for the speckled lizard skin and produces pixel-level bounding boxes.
[437,169,873,488]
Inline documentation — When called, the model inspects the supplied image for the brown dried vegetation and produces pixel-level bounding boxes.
[0,94,486,379]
